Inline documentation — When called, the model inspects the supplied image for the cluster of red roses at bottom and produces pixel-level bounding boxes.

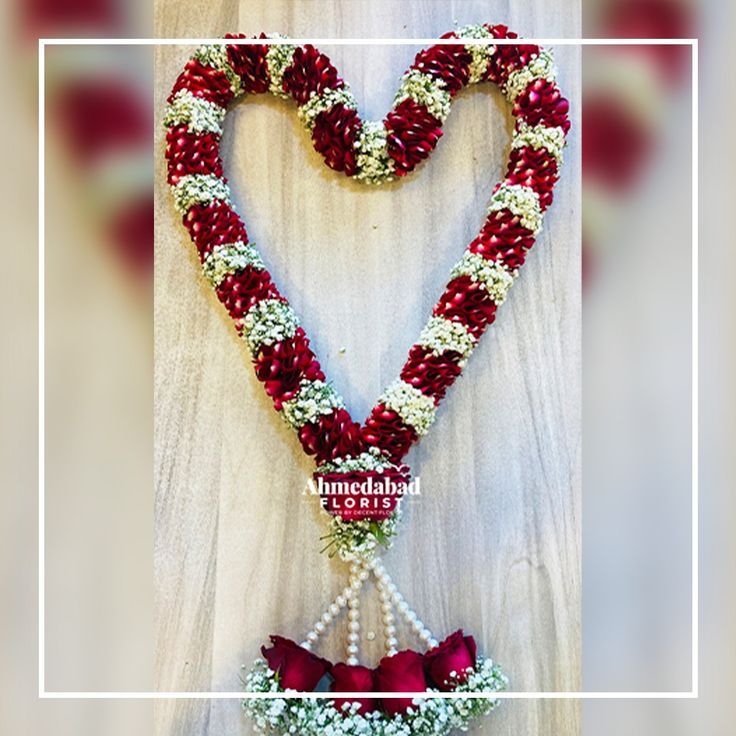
[261,629,477,717]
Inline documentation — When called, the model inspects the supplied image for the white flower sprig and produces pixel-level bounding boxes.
[457,24,496,84]
[280,380,344,430]
[194,44,243,95]
[265,36,298,97]
[171,174,230,213]
[242,656,508,736]
[379,380,437,437]
[355,121,395,184]
[163,89,226,135]
[450,252,517,305]
[504,48,556,102]
[242,299,299,353]
[394,69,451,122]
[513,121,566,164]
[488,182,543,234]
[202,242,265,287]
[298,87,358,130]
[417,316,477,364]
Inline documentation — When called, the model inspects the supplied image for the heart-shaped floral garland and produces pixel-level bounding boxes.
[164,24,569,736]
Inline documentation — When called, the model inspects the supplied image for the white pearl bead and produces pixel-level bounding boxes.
[346,656,359,666]
[382,613,395,626]
[358,569,369,582]
[301,641,311,650]
[366,631,376,641]
[306,631,318,644]
[329,603,340,617]
[411,620,423,633]
[335,595,347,608]
[346,644,359,656]
[428,638,439,649]
[349,620,360,633]
[347,632,360,644]
[381,602,392,614]
[406,612,418,625]
[350,578,362,591]
[398,600,409,615]
[419,629,432,642]
[384,624,396,638]
[348,608,359,622]
[386,582,397,596]
[321,612,332,625]
[314,621,325,634]
[386,636,398,649]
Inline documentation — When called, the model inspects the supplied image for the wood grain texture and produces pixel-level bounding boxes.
[153,2,581,735]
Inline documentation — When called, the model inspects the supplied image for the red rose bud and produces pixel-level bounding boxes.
[225,34,270,94]
[254,328,324,406]
[362,405,418,463]
[433,276,497,339]
[386,98,443,176]
[330,663,378,715]
[216,267,280,321]
[514,79,570,133]
[261,636,331,691]
[298,408,365,463]
[483,25,539,86]
[411,33,471,96]
[282,45,343,105]
[316,466,411,521]
[505,145,560,211]
[183,201,248,260]
[165,125,223,185]
[400,345,463,401]
[469,210,535,270]
[312,104,361,175]
[375,650,428,715]
[424,629,477,690]
[168,58,234,107]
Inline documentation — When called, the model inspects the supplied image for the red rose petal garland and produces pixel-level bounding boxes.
[164,25,569,736]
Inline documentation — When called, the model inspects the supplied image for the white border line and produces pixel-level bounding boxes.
[38,37,699,701]
[690,37,699,700]
[39,37,697,46]
[38,37,46,703]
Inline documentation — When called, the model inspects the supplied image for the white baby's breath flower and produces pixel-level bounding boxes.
[449,251,516,305]
[513,120,566,163]
[280,380,344,430]
[163,89,226,134]
[488,182,543,234]
[241,299,299,353]
[394,69,451,122]
[457,24,496,84]
[171,174,230,213]
[417,316,476,363]
[194,44,243,95]
[379,380,437,436]
[266,37,297,97]
[202,241,265,286]
[355,121,395,184]
[504,48,556,102]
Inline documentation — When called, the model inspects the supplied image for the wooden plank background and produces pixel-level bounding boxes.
[153,2,581,735]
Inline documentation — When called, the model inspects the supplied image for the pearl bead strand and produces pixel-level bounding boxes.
[300,579,355,650]
[373,558,439,650]
[345,561,367,665]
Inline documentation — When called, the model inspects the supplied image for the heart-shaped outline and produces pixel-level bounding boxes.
[163,25,570,535]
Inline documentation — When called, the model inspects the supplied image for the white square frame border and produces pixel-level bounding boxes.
[37,36,699,701]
